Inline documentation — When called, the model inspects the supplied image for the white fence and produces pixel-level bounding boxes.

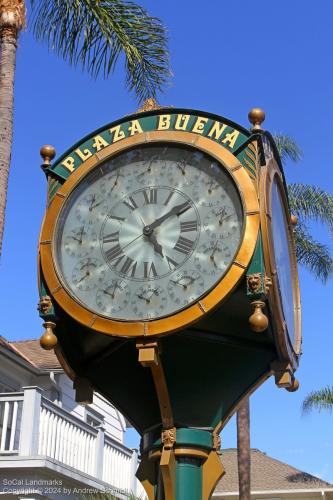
[0,392,23,452]
[0,387,144,497]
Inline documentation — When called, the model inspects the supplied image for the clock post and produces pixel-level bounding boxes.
[37,103,301,500]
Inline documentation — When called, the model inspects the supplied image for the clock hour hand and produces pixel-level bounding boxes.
[147,232,164,258]
[143,200,191,235]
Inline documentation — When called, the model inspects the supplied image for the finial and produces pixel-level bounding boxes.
[248,108,265,131]
[40,321,58,350]
[249,300,268,332]
[286,378,300,392]
[40,144,56,168]
[136,98,164,114]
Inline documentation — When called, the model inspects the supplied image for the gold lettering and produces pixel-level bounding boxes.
[75,147,92,161]
[61,156,75,173]
[207,121,227,140]
[192,116,208,134]
[92,135,109,151]
[128,120,143,136]
[175,114,190,130]
[110,125,125,143]
[158,115,171,130]
[221,130,240,149]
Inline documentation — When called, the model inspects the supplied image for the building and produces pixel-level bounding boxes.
[0,336,144,499]
[214,449,333,500]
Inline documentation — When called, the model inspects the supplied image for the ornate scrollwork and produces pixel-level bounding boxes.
[212,431,222,455]
[38,295,53,315]
[162,427,176,450]
[246,273,262,294]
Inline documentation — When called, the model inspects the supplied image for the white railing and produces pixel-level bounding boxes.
[38,400,97,476]
[0,392,23,453]
[0,387,144,497]
[103,435,132,490]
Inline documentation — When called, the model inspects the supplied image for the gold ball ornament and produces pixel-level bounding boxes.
[40,322,58,350]
[286,378,300,392]
[249,300,269,332]
[40,145,56,165]
[248,108,266,130]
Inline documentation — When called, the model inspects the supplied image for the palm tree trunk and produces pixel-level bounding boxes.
[0,1,25,258]
[237,397,251,500]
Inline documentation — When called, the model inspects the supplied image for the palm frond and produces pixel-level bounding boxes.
[288,183,333,230]
[273,134,302,164]
[294,223,333,282]
[29,0,170,101]
[302,386,333,414]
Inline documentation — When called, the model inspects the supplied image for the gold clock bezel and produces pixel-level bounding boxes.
[39,130,260,338]
[260,161,301,363]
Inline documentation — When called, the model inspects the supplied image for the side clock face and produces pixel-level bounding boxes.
[54,144,243,321]
[271,177,297,347]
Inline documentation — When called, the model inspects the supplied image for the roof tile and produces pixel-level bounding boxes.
[216,449,332,493]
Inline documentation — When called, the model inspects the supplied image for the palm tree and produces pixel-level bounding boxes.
[0,0,169,259]
[236,134,333,500]
[302,386,333,413]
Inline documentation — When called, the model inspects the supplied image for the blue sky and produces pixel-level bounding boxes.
[1,0,333,482]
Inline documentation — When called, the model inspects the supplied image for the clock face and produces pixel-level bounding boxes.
[54,144,243,321]
[271,178,296,346]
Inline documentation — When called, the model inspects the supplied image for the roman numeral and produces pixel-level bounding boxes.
[123,196,138,211]
[105,244,124,262]
[174,236,195,255]
[109,214,125,222]
[102,231,119,243]
[180,220,198,232]
[165,255,179,270]
[120,257,137,277]
[143,188,158,205]
[164,190,175,206]
[143,261,157,278]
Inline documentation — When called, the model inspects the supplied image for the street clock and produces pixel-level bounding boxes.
[38,105,302,500]
[39,131,260,337]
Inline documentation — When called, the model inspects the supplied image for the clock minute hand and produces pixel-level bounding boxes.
[144,201,191,234]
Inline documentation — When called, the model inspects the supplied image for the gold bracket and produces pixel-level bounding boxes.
[271,361,293,388]
[137,341,176,499]
[202,450,225,500]
[137,341,174,429]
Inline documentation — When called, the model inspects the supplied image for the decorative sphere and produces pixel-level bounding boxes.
[249,301,268,333]
[40,145,56,162]
[248,108,265,128]
[40,328,57,350]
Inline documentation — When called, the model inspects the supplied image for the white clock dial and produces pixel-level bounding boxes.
[99,170,133,199]
[96,279,130,314]
[75,193,109,224]
[64,226,98,258]
[71,257,106,292]
[194,241,231,276]
[54,144,243,321]
[203,206,239,240]
[101,186,200,281]
[131,284,167,319]
[167,269,205,307]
